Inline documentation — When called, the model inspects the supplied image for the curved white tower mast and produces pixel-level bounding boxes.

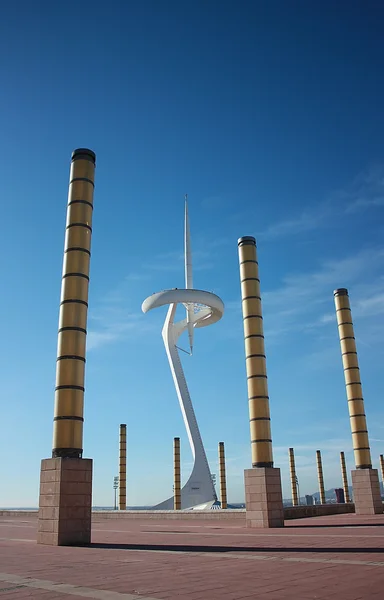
[142,198,224,509]
[185,195,194,355]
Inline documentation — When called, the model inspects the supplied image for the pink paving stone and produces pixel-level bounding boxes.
[1,512,384,599]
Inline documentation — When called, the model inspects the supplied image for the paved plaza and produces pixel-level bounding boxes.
[0,512,383,599]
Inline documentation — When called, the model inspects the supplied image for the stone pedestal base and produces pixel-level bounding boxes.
[37,457,93,546]
[351,469,383,515]
[244,467,284,528]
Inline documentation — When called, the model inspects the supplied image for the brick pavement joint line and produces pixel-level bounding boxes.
[0,573,161,600]
[106,547,384,568]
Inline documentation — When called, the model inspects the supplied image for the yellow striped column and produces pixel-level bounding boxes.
[380,455,384,483]
[239,236,284,528]
[238,236,272,468]
[38,149,95,546]
[334,289,382,514]
[316,450,326,504]
[288,448,299,506]
[52,148,95,458]
[174,437,181,510]
[119,424,127,510]
[340,452,351,503]
[218,442,228,509]
[334,288,372,469]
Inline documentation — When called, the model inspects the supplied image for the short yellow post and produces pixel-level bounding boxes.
[288,448,299,506]
[316,450,326,505]
[119,424,127,510]
[174,437,181,510]
[340,451,350,503]
[218,442,227,509]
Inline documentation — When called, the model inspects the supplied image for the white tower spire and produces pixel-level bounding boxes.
[184,195,194,354]
[184,194,193,289]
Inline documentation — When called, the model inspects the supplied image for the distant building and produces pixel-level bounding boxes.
[335,488,345,503]
[305,495,315,505]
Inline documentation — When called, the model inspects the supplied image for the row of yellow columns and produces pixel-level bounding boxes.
[288,448,384,505]
[172,439,228,509]
[75,220,383,513]
[45,151,383,528]
[117,434,228,510]
[117,432,383,510]
[238,236,382,520]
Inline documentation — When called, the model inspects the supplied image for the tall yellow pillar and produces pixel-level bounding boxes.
[174,437,181,510]
[288,448,299,506]
[38,149,96,546]
[53,149,96,458]
[334,289,371,469]
[334,288,382,514]
[380,455,384,483]
[316,450,326,505]
[238,237,272,467]
[218,442,227,509]
[239,236,284,528]
[119,424,127,510]
[340,452,351,503]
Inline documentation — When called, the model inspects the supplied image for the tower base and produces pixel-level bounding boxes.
[351,469,383,515]
[244,467,284,528]
[37,458,93,545]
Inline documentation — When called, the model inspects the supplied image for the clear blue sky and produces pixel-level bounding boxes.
[1,1,383,507]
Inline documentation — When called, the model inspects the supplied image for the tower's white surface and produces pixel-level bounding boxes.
[142,201,224,509]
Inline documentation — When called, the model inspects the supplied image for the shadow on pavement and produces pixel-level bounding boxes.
[287,523,384,529]
[89,543,384,554]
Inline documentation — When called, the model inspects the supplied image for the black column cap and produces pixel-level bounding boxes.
[238,236,256,247]
[72,148,96,164]
[334,288,349,297]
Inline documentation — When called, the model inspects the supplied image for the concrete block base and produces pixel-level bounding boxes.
[351,469,383,515]
[37,457,93,545]
[244,467,284,528]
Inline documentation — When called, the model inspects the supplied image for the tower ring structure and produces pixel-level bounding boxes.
[142,288,224,509]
